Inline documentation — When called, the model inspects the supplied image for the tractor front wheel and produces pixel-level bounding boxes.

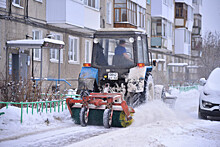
[103,109,112,128]
[80,107,89,127]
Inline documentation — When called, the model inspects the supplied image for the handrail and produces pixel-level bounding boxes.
[32,78,72,87]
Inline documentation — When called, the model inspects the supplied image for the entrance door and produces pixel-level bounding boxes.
[12,53,28,82]
[19,53,28,82]
[12,54,19,82]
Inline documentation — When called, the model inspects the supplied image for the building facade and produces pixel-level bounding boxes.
[0,0,100,93]
[0,0,202,97]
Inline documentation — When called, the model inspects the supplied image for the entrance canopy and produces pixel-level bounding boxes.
[6,38,65,94]
[6,38,64,49]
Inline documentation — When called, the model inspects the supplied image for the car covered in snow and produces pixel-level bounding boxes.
[198,68,220,119]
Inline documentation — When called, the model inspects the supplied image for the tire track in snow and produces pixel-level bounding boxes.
[0,126,116,147]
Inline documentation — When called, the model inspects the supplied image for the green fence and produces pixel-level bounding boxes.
[0,94,80,124]
[170,85,199,92]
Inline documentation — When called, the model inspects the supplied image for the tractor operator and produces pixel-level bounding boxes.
[115,40,133,62]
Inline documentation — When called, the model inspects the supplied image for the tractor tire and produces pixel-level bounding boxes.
[103,109,112,128]
[80,107,89,127]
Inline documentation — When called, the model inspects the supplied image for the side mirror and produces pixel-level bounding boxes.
[199,78,206,86]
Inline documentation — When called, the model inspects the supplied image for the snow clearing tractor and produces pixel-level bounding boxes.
[66,28,164,128]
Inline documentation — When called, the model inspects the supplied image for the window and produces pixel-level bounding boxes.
[138,6,146,28]
[175,3,187,19]
[68,36,79,64]
[106,1,112,24]
[84,0,99,9]
[114,0,137,25]
[163,23,167,37]
[152,19,162,36]
[85,40,91,63]
[184,30,191,44]
[32,30,42,61]
[147,0,150,5]
[50,33,63,63]
[13,0,20,5]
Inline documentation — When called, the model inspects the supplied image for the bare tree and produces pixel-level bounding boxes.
[199,31,220,78]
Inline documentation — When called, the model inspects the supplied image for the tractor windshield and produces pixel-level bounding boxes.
[92,37,135,68]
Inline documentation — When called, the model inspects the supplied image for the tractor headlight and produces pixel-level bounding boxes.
[202,100,213,108]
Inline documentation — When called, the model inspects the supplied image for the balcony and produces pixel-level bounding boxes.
[151,37,168,49]
[46,0,100,33]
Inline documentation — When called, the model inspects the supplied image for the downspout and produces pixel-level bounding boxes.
[58,49,61,98]
[25,0,29,19]
[5,46,9,100]
[9,0,12,16]
[40,46,43,95]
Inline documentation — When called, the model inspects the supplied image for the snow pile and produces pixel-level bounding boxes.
[0,106,73,141]
[132,100,178,127]
[1,88,220,147]
[71,89,220,147]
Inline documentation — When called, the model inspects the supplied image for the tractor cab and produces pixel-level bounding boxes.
[91,28,150,69]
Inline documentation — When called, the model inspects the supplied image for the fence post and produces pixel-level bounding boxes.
[32,103,34,115]
[27,104,28,114]
[58,100,60,113]
[54,102,56,112]
[46,101,48,113]
[21,103,23,124]
[41,102,43,113]
[37,103,39,113]
[62,100,63,112]
[50,102,52,113]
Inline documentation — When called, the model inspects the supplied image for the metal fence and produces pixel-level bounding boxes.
[169,85,199,92]
[0,94,80,123]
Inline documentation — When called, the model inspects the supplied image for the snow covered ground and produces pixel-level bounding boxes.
[0,88,220,147]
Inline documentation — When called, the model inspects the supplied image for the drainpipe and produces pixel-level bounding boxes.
[58,49,61,98]
[40,46,43,94]
[5,46,9,100]
[25,0,29,19]
[9,0,12,16]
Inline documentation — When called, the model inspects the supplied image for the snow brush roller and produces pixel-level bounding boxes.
[66,93,135,128]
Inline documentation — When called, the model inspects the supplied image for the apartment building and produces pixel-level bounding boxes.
[192,0,202,57]
[0,0,100,92]
[150,0,201,85]
[0,0,202,96]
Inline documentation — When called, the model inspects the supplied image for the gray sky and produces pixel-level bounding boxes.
[202,0,220,36]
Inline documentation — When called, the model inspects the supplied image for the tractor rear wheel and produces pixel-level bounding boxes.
[103,109,112,128]
[80,107,89,127]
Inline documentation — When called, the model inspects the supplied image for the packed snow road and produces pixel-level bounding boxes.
[0,89,220,147]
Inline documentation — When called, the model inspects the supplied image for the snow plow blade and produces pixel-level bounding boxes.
[66,93,135,128]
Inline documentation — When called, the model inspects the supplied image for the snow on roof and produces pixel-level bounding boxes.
[187,65,199,68]
[167,63,188,67]
[204,67,220,93]
[6,38,65,49]
[151,58,166,63]
[97,28,143,32]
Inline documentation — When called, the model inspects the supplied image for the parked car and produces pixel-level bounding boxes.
[198,68,220,120]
